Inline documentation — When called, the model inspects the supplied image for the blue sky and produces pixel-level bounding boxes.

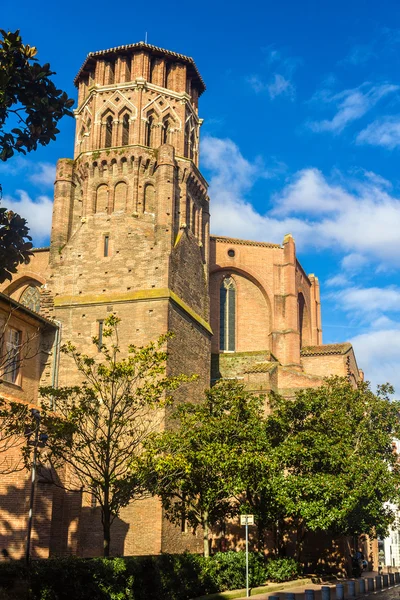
[2,0,400,391]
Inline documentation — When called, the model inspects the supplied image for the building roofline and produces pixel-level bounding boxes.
[0,292,57,329]
[210,235,281,249]
[301,342,353,357]
[32,246,50,253]
[74,42,206,94]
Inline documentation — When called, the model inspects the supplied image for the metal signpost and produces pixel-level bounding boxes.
[240,514,254,598]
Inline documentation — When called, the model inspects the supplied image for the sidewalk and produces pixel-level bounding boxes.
[235,571,386,600]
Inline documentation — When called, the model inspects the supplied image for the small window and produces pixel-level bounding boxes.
[227,249,235,258]
[190,130,195,160]
[149,57,156,83]
[162,119,169,144]
[97,320,104,351]
[165,62,172,88]
[145,115,154,147]
[104,235,109,257]
[122,113,130,146]
[3,328,21,384]
[105,115,113,148]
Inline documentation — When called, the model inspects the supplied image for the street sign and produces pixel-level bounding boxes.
[240,514,254,526]
[240,515,255,597]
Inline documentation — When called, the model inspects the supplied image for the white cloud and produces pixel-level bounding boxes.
[308,83,399,134]
[267,74,295,100]
[325,274,350,288]
[351,326,400,393]
[341,253,368,271]
[202,135,400,267]
[0,159,56,189]
[272,168,350,215]
[3,189,53,246]
[247,46,300,100]
[28,163,56,188]
[357,116,400,149]
[336,286,400,315]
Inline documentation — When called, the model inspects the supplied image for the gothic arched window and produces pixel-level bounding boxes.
[220,276,236,352]
[104,115,113,148]
[145,115,154,147]
[122,113,130,146]
[20,285,40,313]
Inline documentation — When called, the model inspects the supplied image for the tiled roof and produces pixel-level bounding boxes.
[0,292,57,328]
[210,235,281,249]
[74,42,206,94]
[301,343,352,357]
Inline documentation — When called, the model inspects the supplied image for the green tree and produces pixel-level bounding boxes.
[0,397,28,474]
[0,29,74,161]
[39,316,191,557]
[266,377,400,559]
[0,29,74,281]
[140,380,270,557]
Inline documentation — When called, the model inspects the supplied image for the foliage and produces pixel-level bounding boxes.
[0,29,74,161]
[38,316,193,557]
[266,378,400,556]
[203,551,268,590]
[140,380,269,557]
[0,30,73,281]
[142,376,400,559]
[265,558,301,582]
[0,206,33,282]
[0,553,295,599]
[0,397,30,474]
[0,555,217,600]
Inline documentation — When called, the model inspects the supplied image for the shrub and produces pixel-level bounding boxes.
[205,551,268,590]
[0,553,301,599]
[265,557,301,582]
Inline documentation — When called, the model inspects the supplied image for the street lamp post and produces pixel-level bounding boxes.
[25,409,47,566]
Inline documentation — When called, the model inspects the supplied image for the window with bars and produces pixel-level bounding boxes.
[220,276,236,352]
[3,328,22,384]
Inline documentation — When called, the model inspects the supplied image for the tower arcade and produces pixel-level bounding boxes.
[46,43,212,556]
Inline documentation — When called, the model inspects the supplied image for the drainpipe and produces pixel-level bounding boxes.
[50,320,62,408]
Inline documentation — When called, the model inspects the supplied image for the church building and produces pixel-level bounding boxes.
[0,42,362,558]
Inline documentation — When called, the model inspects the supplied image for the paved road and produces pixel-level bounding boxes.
[236,574,399,600]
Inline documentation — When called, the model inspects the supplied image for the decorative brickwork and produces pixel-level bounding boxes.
[0,42,363,561]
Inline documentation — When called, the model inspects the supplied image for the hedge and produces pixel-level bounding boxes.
[0,553,301,600]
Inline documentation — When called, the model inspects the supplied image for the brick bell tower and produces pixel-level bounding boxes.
[48,43,210,556]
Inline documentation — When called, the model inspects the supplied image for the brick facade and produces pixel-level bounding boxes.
[0,42,363,560]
